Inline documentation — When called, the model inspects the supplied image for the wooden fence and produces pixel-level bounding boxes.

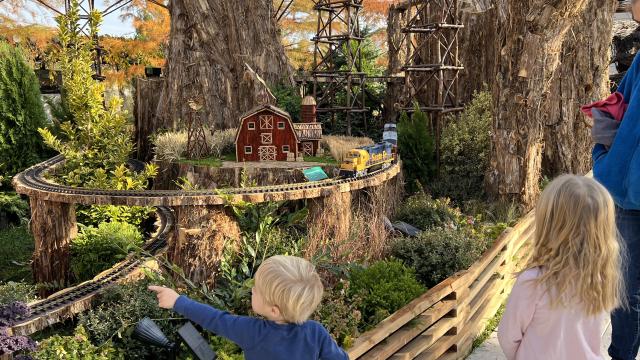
[347,210,536,360]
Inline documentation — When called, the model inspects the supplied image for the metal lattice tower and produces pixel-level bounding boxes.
[311,0,367,135]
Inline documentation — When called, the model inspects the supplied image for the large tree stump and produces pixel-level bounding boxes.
[29,198,77,295]
[157,0,294,130]
[486,0,616,208]
[306,191,353,260]
[134,77,165,162]
[168,206,241,287]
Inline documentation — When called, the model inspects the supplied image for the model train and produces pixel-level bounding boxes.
[339,124,398,178]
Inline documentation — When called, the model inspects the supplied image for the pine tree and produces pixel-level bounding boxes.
[397,107,435,193]
[0,41,48,183]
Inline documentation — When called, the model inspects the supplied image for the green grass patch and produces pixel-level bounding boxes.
[472,303,505,350]
[178,153,236,167]
[178,157,223,167]
[304,155,337,164]
[0,225,34,282]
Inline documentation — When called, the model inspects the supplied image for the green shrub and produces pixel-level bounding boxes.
[432,90,492,202]
[313,280,362,348]
[391,227,489,288]
[78,280,174,358]
[33,325,123,360]
[348,260,425,328]
[0,192,29,226]
[70,222,143,282]
[272,85,302,121]
[39,2,157,189]
[0,225,34,282]
[0,41,48,184]
[394,192,462,231]
[76,205,154,228]
[398,107,436,194]
[0,282,37,305]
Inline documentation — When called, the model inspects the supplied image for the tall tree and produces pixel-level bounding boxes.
[486,0,616,208]
[157,0,294,130]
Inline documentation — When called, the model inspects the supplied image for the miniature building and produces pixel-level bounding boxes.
[293,96,322,157]
[235,96,323,162]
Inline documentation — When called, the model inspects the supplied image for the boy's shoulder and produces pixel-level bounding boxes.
[301,320,331,336]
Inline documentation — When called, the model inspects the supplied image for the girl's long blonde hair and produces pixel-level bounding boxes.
[527,174,625,316]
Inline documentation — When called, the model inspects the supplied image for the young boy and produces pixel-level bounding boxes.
[148,255,349,360]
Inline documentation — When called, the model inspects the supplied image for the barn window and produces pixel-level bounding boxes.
[259,115,273,129]
[247,122,255,130]
[277,121,285,129]
[244,146,253,154]
[282,145,290,152]
[261,133,272,144]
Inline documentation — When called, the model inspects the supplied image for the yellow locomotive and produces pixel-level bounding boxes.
[339,142,396,178]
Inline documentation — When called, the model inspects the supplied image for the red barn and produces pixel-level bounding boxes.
[235,105,300,162]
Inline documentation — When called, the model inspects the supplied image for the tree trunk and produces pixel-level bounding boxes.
[158,0,294,130]
[542,0,616,177]
[30,199,77,296]
[486,0,612,208]
[135,77,165,162]
[168,205,241,287]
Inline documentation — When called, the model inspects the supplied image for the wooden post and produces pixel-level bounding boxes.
[29,198,77,295]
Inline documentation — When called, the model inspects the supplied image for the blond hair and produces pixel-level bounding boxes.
[526,174,625,316]
[254,255,324,324]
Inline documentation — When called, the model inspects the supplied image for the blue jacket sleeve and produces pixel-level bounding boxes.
[173,295,265,350]
[318,325,349,360]
[618,53,640,103]
[592,143,608,162]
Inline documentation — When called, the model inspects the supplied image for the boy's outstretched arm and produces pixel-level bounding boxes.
[148,285,264,350]
[317,324,349,360]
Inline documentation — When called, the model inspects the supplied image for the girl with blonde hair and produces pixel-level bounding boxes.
[498,174,625,360]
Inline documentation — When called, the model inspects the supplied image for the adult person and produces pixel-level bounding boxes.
[594,1,640,359]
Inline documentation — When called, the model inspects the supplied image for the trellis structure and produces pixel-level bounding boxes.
[387,0,464,163]
[311,0,367,135]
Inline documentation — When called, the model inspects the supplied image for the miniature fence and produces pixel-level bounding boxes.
[348,210,536,360]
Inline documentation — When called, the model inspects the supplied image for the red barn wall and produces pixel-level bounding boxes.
[236,110,299,162]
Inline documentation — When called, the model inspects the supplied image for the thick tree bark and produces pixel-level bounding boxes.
[158,0,294,130]
[30,199,77,296]
[542,0,616,177]
[486,0,615,208]
[168,205,241,287]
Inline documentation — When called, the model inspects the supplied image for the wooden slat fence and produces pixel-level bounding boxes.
[348,210,536,360]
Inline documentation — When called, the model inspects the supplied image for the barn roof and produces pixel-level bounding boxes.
[240,104,292,121]
[293,123,322,140]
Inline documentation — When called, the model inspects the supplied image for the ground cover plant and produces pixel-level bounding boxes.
[0,225,34,283]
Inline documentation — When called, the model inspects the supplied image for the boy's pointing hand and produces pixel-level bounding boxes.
[148,285,179,309]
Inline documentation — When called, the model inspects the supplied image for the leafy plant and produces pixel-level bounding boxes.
[0,41,49,185]
[78,280,174,358]
[313,280,362,348]
[76,205,154,228]
[394,192,463,231]
[33,325,122,359]
[0,282,37,305]
[0,301,36,357]
[0,225,34,282]
[432,90,493,202]
[398,107,436,194]
[391,227,489,288]
[272,85,302,121]
[0,193,29,226]
[38,0,157,189]
[348,260,425,329]
[70,222,144,282]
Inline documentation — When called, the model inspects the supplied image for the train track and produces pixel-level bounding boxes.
[9,156,399,334]
[14,155,399,206]
[10,206,174,331]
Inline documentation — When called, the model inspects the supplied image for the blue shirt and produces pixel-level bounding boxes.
[593,53,640,210]
[173,295,349,360]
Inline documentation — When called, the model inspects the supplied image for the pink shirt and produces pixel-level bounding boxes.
[497,268,606,360]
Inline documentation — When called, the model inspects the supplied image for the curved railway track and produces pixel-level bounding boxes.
[9,206,174,334]
[14,155,399,206]
[9,156,400,335]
